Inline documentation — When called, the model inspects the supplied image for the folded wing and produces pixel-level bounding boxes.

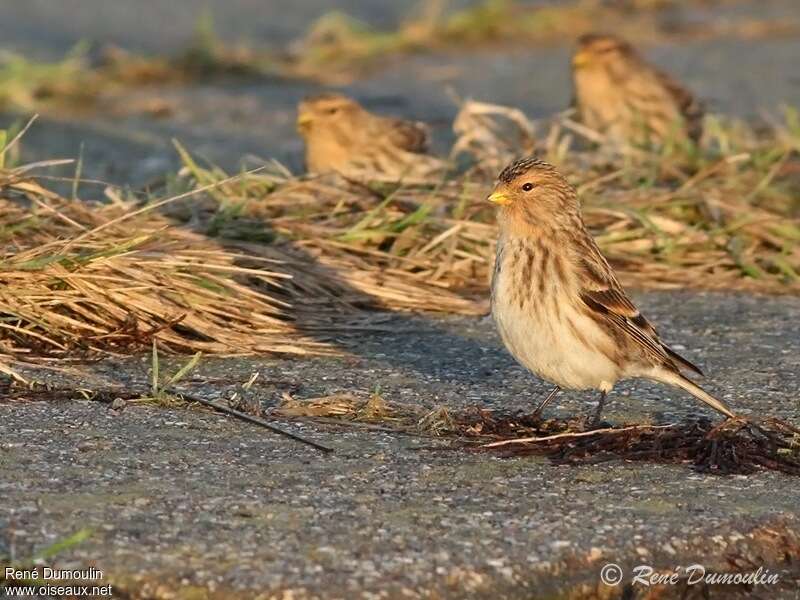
[577,239,703,376]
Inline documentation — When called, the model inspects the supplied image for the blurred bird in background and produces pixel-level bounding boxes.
[296,93,446,180]
[571,33,704,148]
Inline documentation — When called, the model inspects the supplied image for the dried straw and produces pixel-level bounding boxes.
[272,391,800,475]
[2,103,798,375]
[0,170,333,377]
[172,102,800,318]
[478,416,800,476]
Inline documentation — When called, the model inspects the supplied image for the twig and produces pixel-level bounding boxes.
[4,379,333,452]
[744,151,790,202]
[481,423,675,448]
[29,195,89,231]
[177,391,334,453]
[0,114,38,159]
[279,415,411,434]
[61,165,266,251]
[576,168,625,195]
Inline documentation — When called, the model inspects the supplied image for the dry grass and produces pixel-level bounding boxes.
[276,390,458,436]
[169,175,494,314]
[170,102,800,318]
[479,416,800,475]
[0,164,339,379]
[1,102,798,377]
[272,389,800,474]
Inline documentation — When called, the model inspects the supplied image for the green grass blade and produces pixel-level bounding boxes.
[165,352,203,387]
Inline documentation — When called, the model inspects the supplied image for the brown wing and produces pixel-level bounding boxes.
[653,68,704,142]
[383,118,431,154]
[578,234,703,376]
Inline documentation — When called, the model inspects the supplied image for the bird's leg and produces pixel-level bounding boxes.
[532,385,560,419]
[590,391,607,428]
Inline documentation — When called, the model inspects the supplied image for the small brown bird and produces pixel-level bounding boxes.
[296,93,445,179]
[488,157,735,424]
[571,33,703,147]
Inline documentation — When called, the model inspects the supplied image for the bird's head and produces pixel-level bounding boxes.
[572,33,634,71]
[296,93,364,137]
[488,157,580,233]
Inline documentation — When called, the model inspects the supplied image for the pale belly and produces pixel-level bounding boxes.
[575,72,627,135]
[491,285,621,392]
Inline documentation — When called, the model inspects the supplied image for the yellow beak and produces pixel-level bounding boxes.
[488,191,512,206]
[296,114,313,130]
[572,51,591,69]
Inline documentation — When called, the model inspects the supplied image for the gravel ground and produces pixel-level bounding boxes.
[2,291,799,599]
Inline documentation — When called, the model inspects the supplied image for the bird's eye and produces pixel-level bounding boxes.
[521,182,535,192]
[327,108,339,115]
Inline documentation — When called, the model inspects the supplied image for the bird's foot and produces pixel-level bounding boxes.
[579,416,613,432]
[592,419,613,431]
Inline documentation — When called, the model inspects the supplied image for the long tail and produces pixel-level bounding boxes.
[652,369,737,419]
